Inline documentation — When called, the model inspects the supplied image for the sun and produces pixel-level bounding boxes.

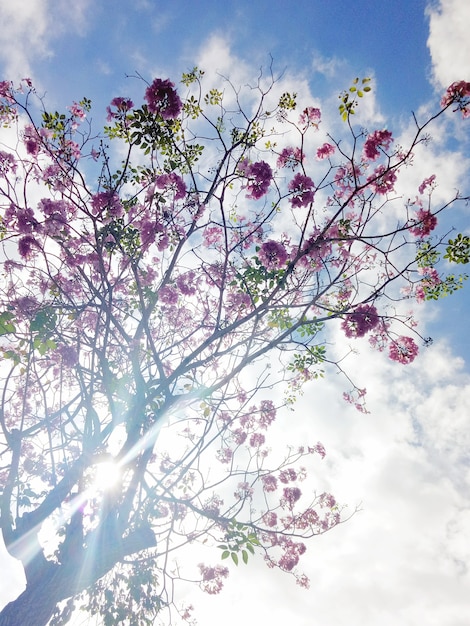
[91,459,121,492]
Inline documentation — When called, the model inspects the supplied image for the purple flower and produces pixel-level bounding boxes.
[288,173,315,208]
[258,240,288,270]
[363,129,393,161]
[91,191,123,218]
[341,304,380,338]
[155,172,186,200]
[106,96,134,122]
[239,159,272,199]
[145,78,182,120]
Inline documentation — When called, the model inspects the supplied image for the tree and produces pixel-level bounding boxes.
[0,70,469,625]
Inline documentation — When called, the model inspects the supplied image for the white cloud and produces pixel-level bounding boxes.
[0,0,93,81]
[427,0,470,89]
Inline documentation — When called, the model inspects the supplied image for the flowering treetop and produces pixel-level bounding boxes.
[0,70,468,625]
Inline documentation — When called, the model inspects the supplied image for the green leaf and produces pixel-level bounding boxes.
[242,550,248,564]
[0,311,16,335]
[231,553,239,566]
[221,551,230,560]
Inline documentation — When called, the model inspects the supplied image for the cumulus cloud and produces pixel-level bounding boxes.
[427,0,470,89]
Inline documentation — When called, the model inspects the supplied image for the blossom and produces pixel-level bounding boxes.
[288,173,315,207]
[0,80,14,103]
[409,208,437,238]
[262,474,278,492]
[316,142,335,160]
[258,240,288,270]
[145,78,182,120]
[276,146,303,169]
[367,164,397,194]
[249,433,265,447]
[239,159,273,199]
[106,96,133,122]
[279,468,297,483]
[203,225,223,247]
[18,235,39,258]
[389,336,419,364]
[258,399,276,428]
[159,285,179,305]
[282,487,302,507]
[198,564,229,595]
[262,511,278,527]
[299,106,321,129]
[155,172,186,200]
[440,80,470,116]
[341,303,380,338]
[418,174,436,195]
[176,271,196,296]
[0,151,17,176]
[363,129,393,161]
[91,191,123,218]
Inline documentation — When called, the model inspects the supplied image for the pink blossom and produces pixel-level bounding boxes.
[216,447,233,464]
[262,511,278,527]
[258,240,288,270]
[363,129,393,161]
[145,78,182,120]
[68,102,86,121]
[249,432,265,447]
[226,291,251,313]
[239,159,273,199]
[198,564,229,595]
[261,474,278,492]
[288,173,315,207]
[203,225,223,247]
[0,80,15,103]
[276,146,303,169]
[367,164,397,194]
[279,468,297,483]
[155,172,186,200]
[56,345,79,367]
[409,208,438,238]
[316,142,335,160]
[341,304,380,338]
[299,106,321,129]
[440,81,470,115]
[91,191,123,218]
[418,174,436,195]
[258,399,276,428]
[282,487,302,507]
[159,285,179,304]
[176,271,196,296]
[0,151,17,176]
[389,336,419,364]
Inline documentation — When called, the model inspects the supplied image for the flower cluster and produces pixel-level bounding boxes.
[298,106,321,129]
[418,174,436,195]
[316,142,335,160]
[106,96,134,122]
[91,191,124,219]
[288,173,315,207]
[409,208,438,238]
[238,159,273,199]
[145,78,182,120]
[389,336,419,364]
[441,80,470,117]
[258,240,288,270]
[276,146,303,169]
[155,172,187,200]
[367,164,397,195]
[198,564,229,595]
[363,129,393,160]
[341,304,380,338]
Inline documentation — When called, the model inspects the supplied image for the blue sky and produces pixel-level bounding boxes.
[1,1,470,625]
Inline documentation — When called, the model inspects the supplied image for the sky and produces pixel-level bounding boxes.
[0,1,469,625]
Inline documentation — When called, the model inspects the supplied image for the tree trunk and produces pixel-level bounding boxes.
[0,525,157,626]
